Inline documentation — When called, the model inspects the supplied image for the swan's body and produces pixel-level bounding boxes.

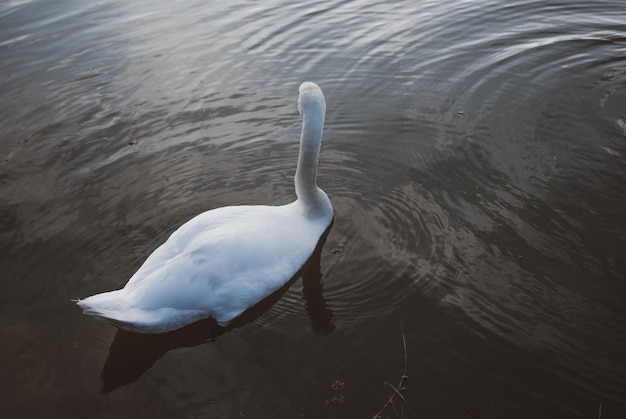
[77,82,332,333]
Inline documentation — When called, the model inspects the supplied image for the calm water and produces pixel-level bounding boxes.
[1,0,625,417]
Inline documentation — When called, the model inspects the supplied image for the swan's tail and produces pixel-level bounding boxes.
[75,290,209,333]
[75,289,131,324]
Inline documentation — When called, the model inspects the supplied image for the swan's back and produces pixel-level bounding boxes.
[128,203,324,308]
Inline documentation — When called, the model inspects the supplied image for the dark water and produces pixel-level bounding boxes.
[2,0,625,417]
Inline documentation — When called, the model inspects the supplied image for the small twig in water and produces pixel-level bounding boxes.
[373,316,415,419]
[384,381,414,418]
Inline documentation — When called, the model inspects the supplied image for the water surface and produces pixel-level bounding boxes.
[1,0,625,417]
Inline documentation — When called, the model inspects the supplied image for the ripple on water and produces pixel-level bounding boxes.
[256,148,457,334]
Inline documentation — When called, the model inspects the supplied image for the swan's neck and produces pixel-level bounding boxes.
[295,109,330,217]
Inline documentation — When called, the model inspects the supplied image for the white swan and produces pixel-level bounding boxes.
[77,82,333,334]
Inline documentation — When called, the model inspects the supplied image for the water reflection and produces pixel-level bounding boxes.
[100,226,333,392]
[101,318,220,393]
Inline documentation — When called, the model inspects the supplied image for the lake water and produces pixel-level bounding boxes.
[1,0,625,417]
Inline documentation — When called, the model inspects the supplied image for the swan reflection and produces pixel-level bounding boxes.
[100,228,334,392]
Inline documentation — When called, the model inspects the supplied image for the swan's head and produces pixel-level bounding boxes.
[297,82,326,118]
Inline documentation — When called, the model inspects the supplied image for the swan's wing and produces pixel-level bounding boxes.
[121,205,318,321]
[124,205,253,287]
